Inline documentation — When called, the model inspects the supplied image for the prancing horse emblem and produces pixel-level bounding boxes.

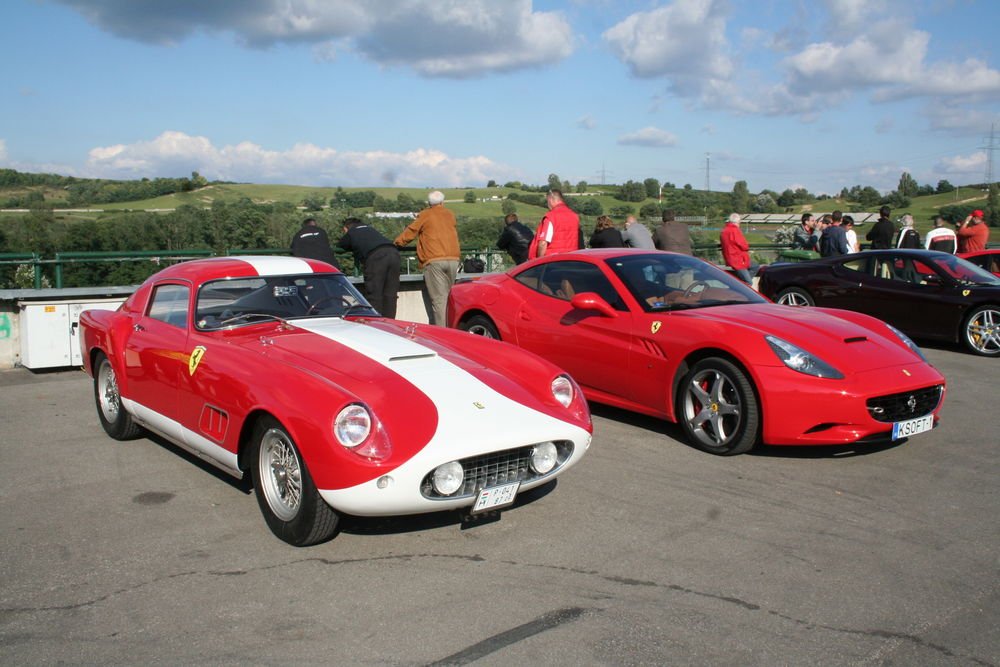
[651,321,662,334]
[188,346,207,376]
[473,401,485,410]
[907,395,917,412]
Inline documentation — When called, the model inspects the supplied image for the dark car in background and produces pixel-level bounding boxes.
[757,249,1000,356]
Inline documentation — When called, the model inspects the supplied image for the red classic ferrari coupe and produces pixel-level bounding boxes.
[448,250,945,455]
[79,256,591,546]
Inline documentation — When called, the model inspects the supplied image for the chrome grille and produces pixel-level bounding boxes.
[421,441,574,500]
[866,385,943,423]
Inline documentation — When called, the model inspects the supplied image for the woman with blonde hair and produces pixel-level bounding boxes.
[589,215,625,248]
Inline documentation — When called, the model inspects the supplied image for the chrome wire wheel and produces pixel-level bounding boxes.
[682,368,743,449]
[258,428,303,521]
[965,306,1000,356]
[97,358,121,423]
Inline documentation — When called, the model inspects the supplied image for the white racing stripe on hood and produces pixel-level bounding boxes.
[234,255,315,276]
[294,319,572,451]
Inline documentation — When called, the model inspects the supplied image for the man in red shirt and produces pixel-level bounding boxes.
[529,189,580,259]
[957,209,991,253]
[720,213,757,284]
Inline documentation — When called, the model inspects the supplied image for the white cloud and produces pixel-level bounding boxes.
[576,115,596,130]
[617,127,679,148]
[718,175,735,186]
[936,151,986,175]
[56,0,574,77]
[0,139,7,162]
[81,131,515,187]
[603,0,732,94]
[784,19,1000,102]
[924,104,1000,136]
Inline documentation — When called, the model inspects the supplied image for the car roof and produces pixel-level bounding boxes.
[145,256,339,284]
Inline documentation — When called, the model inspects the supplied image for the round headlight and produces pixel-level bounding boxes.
[551,375,574,408]
[334,404,372,448]
[530,442,558,474]
[432,461,464,496]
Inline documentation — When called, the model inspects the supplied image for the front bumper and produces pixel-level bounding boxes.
[756,362,945,446]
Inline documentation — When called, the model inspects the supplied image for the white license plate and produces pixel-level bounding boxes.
[471,482,520,513]
[892,414,934,440]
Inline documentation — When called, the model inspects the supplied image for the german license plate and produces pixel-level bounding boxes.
[471,482,520,513]
[892,414,933,440]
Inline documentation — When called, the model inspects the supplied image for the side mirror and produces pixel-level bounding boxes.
[570,292,618,318]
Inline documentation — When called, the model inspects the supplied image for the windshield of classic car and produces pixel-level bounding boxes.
[195,274,377,330]
[930,255,1000,286]
[608,254,764,312]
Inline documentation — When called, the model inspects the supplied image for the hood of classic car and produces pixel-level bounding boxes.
[233,317,588,451]
[670,303,929,372]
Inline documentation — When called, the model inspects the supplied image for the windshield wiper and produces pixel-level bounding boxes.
[218,312,287,327]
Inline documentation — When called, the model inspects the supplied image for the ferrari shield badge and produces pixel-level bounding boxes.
[651,321,662,334]
[962,289,971,297]
[188,346,207,376]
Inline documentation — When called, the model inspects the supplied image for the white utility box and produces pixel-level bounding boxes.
[19,298,125,369]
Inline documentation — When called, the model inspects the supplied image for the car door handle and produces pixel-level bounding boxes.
[519,311,532,321]
[133,323,145,332]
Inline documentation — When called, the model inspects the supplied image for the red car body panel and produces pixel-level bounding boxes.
[448,249,946,447]
[80,256,591,516]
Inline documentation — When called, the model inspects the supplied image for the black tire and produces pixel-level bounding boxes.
[251,416,339,546]
[460,314,501,340]
[776,287,814,307]
[961,305,1000,357]
[93,352,142,440]
[677,357,760,455]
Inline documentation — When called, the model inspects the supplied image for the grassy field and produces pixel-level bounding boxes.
[4,179,988,238]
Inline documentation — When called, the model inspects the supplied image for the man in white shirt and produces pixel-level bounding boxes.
[924,216,957,253]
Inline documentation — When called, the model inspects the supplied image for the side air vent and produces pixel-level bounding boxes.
[844,336,867,343]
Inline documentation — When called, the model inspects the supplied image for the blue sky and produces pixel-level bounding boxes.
[1,0,998,195]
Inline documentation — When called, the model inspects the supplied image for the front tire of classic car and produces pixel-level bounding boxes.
[677,357,760,455]
[251,417,339,546]
[93,352,142,440]
[962,305,1000,357]
[776,287,814,307]
[461,314,501,340]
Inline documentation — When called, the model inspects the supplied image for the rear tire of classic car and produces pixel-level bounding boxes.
[461,314,501,340]
[677,357,760,456]
[962,305,1000,357]
[251,417,339,546]
[776,287,814,307]
[93,352,142,440]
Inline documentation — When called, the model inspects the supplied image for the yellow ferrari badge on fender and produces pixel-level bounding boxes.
[189,346,207,376]
[962,289,971,297]
[651,321,662,334]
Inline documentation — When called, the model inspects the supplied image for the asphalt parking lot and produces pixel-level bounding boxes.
[1,343,997,666]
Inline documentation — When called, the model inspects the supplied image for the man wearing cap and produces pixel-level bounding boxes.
[924,216,957,253]
[957,209,990,253]
[394,190,460,326]
[895,214,920,248]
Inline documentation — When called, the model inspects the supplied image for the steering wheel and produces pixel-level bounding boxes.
[682,280,709,299]
[306,294,350,316]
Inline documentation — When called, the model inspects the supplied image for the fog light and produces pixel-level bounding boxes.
[530,442,558,474]
[432,461,464,495]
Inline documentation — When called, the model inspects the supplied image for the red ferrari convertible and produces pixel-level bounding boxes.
[79,256,591,546]
[448,250,945,455]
